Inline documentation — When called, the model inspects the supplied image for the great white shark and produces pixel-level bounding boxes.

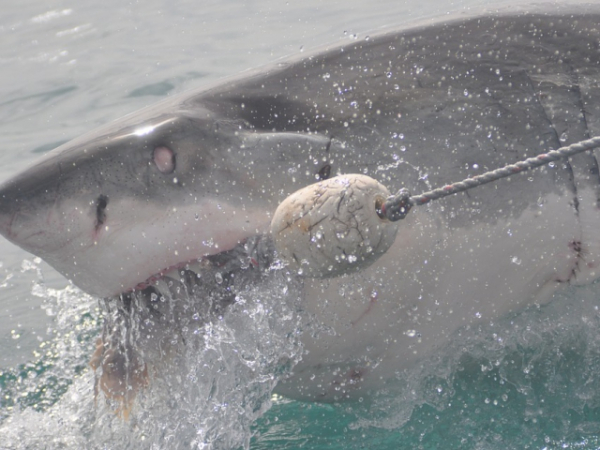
[1,4,600,403]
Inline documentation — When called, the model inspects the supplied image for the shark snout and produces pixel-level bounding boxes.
[0,156,82,257]
[0,189,52,255]
[0,177,31,243]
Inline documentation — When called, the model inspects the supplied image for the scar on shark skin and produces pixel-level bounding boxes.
[351,290,378,327]
[320,367,368,400]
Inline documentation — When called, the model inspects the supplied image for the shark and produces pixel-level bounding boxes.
[1,4,600,404]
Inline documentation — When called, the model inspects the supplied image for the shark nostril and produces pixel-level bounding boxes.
[95,194,109,230]
[153,146,176,174]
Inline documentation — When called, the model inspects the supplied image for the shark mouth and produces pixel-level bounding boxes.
[128,235,277,301]
[91,235,288,415]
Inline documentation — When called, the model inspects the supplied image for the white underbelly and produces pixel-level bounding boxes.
[276,190,590,401]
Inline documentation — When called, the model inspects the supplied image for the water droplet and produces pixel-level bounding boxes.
[405,329,417,337]
[511,256,522,265]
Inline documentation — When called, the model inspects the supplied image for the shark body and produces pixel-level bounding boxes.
[2,5,600,400]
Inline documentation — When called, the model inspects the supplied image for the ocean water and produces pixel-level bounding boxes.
[2,0,600,449]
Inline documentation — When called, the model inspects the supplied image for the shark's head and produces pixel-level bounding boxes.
[0,99,333,298]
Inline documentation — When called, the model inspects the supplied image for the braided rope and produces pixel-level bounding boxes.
[380,136,600,221]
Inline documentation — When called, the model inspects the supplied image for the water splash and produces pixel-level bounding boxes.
[0,259,305,450]
[4,259,600,449]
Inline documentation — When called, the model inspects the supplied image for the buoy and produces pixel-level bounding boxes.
[270,174,399,278]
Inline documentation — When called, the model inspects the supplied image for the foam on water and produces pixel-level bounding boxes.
[2,258,600,449]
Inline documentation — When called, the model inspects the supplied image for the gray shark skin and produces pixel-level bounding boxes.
[2,4,600,401]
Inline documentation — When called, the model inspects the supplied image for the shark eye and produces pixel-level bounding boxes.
[153,146,176,174]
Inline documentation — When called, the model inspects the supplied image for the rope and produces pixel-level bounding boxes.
[379,136,600,221]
